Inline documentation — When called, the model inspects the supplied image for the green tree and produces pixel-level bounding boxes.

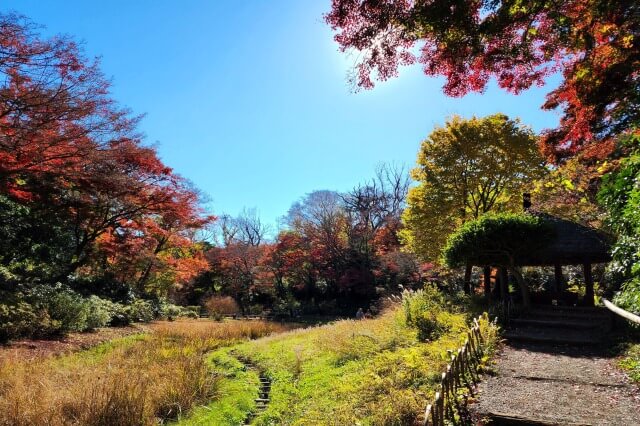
[598,133,640,312]
[401,114,546,262]
[532,156,608,228]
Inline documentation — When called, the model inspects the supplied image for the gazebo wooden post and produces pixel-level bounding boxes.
[463,263,472,295]
[483,266,492,299]
[583,263,595,307]
[554,264,564,293]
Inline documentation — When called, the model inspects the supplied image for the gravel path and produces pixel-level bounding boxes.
[473,342,640,425]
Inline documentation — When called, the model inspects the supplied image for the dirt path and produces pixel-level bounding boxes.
[0,324,149,363]
[473,342,640,425]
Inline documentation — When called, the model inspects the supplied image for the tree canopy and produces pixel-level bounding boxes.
[400,114,546,261]
[0,14,213,295]
[326,0,640,162]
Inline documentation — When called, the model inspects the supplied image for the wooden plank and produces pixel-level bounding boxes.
[423,404,432,426]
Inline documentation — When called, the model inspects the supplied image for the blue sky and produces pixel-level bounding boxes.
[7,1,560,230]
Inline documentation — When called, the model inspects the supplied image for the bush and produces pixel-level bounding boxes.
[108,301,132,326]
[402,286,450,341]
[0,301,39,341]
[599,134,640,311]
[85,296,115,330]
[0,285,100,340]
[28,283,90,334]
[124,299,155,323]
[614,278,640,314]
[185,305,201,317]
[180,307,199,319]
[204,296,239,318]
[0,287,180,340]
[153,299,199,320]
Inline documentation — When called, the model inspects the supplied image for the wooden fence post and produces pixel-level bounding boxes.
[421,315,491,426]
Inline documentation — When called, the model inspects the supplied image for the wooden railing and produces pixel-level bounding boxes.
[423,313,491,426]
[602,298,640,325]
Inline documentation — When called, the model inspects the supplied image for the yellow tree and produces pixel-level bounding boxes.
[532,156,609,228]
[401,114,546,267]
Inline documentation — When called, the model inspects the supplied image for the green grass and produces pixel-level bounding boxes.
[177,305,497,425]
[176,348,259,425]
[619,342,640,382]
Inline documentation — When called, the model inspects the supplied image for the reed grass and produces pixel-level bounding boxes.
[0,319,288,426]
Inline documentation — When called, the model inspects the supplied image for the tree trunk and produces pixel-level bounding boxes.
[583,263,595,307]
[483,266,492,299]
[499,267,508,301]
[554,264,564,293]
[510,266,531,308]
[463,263,472,295]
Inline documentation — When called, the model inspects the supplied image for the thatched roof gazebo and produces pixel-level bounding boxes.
[510,213,610,307]
[445,205,612,307]
[513,214,611,267]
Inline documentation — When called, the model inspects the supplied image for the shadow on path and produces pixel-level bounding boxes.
[471,339,640,425]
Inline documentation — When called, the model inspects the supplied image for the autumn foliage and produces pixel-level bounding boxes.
[0,14,212,297]
[326,0,640,162]
[196,167,421,315]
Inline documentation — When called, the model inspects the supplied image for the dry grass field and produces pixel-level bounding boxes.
[0,319,289,426]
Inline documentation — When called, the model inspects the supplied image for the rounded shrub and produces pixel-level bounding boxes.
[0,301,38,341]
[443,213,554,268]
[124,299,155,323]
[28,283,90,334]
[85,296,115,330]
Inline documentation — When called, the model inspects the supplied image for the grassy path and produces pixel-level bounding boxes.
[178,302,497,425]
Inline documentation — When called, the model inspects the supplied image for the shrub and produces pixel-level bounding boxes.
[599,134,640,312]
[0,288,178,340]
[85,296,115,330]
[180,307,199,319]
[108,301,132,326]
[0,286,96,340]
[154,299,200,320]
[614,278,640,314]
[124,299,155,323]
[28,284,90,334]
[402,287,450,341]
[204,296,239,318]
[186,305,201,316]
[0,301,38,342]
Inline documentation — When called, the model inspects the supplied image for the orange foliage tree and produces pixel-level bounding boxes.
[0,14,212,295]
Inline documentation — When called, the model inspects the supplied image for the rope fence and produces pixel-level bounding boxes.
[602,298,640,325]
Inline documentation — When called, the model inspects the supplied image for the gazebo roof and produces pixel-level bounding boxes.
[516,213,612,266]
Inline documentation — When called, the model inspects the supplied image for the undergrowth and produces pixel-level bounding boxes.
[619,342,640,383]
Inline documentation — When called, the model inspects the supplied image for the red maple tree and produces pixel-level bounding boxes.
[326,0,640,161]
